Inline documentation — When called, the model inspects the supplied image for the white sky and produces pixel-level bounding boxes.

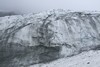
[0,0,100,13]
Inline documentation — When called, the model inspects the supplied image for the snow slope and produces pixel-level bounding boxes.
[32,50,100,67]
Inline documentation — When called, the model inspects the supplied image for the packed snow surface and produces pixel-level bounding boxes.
[32,50,100,67]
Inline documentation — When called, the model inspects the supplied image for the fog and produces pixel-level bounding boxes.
[0,0,100,14]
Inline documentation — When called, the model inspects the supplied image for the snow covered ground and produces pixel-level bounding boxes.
[32,50,100,67]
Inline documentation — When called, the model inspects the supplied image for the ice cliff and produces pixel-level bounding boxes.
[0,9,100,67]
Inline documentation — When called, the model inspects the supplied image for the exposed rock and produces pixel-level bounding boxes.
[0,11,18,17]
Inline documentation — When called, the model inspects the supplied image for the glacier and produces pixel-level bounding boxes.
[0,9,100,67]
